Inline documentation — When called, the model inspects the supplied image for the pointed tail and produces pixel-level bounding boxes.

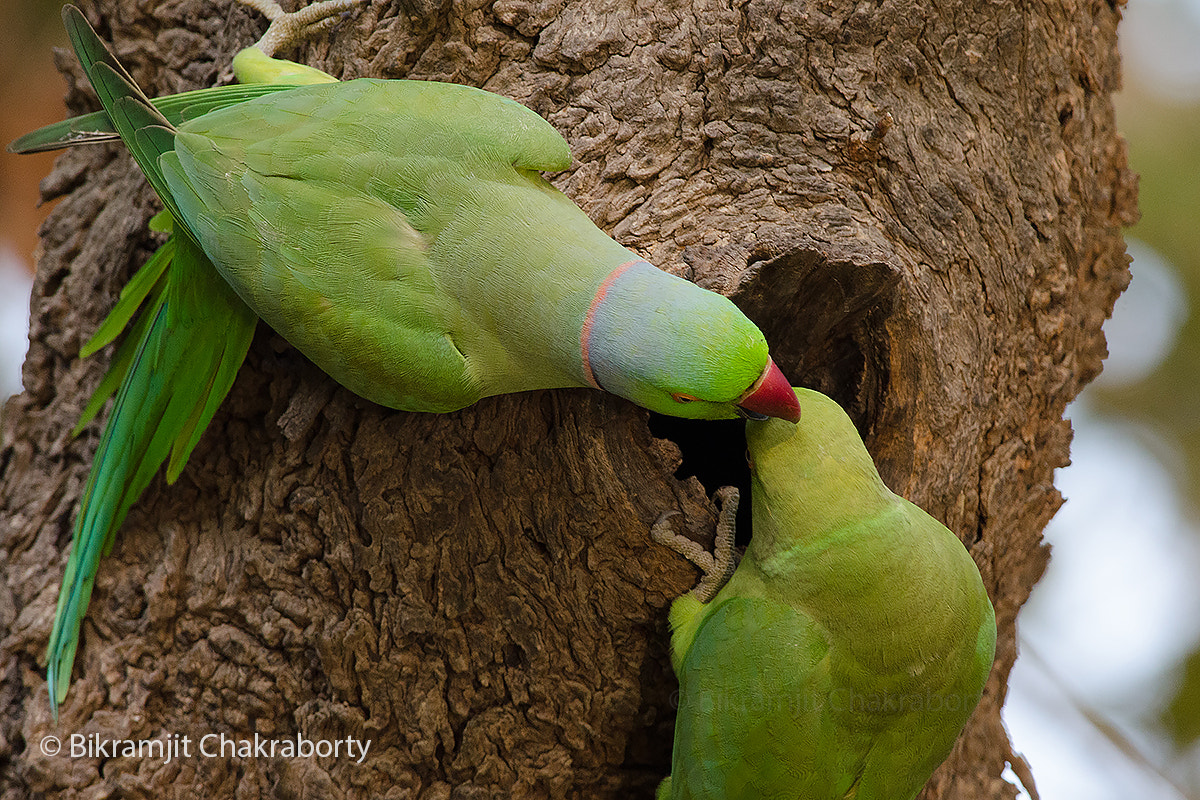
[47,233,257,717]
[45,8,261,716]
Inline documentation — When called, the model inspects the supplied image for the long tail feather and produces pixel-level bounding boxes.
[7,84,294,154]
[63,7,187,225]
[73,247,171,435]
[47,236,257,717]
[46,6,261,717]
[79,234,174,360]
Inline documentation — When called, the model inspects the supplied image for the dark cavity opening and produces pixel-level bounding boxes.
[647,413,753,547]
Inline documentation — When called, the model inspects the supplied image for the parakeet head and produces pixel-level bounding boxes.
[582,261,801,421]
[746,387,893,541]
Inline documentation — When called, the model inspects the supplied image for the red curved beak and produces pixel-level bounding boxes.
[737,358,801,423]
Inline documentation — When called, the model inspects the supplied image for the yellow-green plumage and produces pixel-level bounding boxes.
[162,77,601,410]
[659,388,996,799]
[61,6,781,419]
[18,6,800,717]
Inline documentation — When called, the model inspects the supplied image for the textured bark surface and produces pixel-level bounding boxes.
[0,0,1135,797]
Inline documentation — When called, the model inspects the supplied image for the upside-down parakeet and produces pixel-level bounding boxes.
[13,3,801,716]
[654,388,995,799]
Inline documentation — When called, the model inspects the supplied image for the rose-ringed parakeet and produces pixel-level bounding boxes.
[14,2,802,717]
[653,388,996,799]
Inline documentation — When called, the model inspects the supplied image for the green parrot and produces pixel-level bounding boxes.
[14,3,802,717]
[653,388,996,800]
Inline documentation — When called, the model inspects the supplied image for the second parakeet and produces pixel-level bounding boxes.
[655,388,996,799]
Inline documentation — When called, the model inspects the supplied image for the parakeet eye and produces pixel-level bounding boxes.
[672,393,698,404]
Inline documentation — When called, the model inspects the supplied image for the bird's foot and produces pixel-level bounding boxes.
[651,486,740,603]
[237,0,365,57]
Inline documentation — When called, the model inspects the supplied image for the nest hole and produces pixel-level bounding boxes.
[648,413,753,546]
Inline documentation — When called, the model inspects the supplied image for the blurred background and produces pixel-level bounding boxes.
[1,1,1197,796]
[1003,1,1200,797]
[0,0,61,393]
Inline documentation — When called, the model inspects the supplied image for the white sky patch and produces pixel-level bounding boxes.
[0,245,32,398]
[1120,0,1200,102]
[1096,240,1188,390]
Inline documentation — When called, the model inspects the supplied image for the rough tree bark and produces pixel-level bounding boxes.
[0,0,1135,797]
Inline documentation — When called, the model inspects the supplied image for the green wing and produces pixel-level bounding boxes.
[667,596,850,800]
[158,77,576,411]
[39,3,601,713]
[667,585,989,800]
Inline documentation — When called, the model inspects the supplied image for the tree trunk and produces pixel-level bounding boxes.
[0,0,1135,797]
